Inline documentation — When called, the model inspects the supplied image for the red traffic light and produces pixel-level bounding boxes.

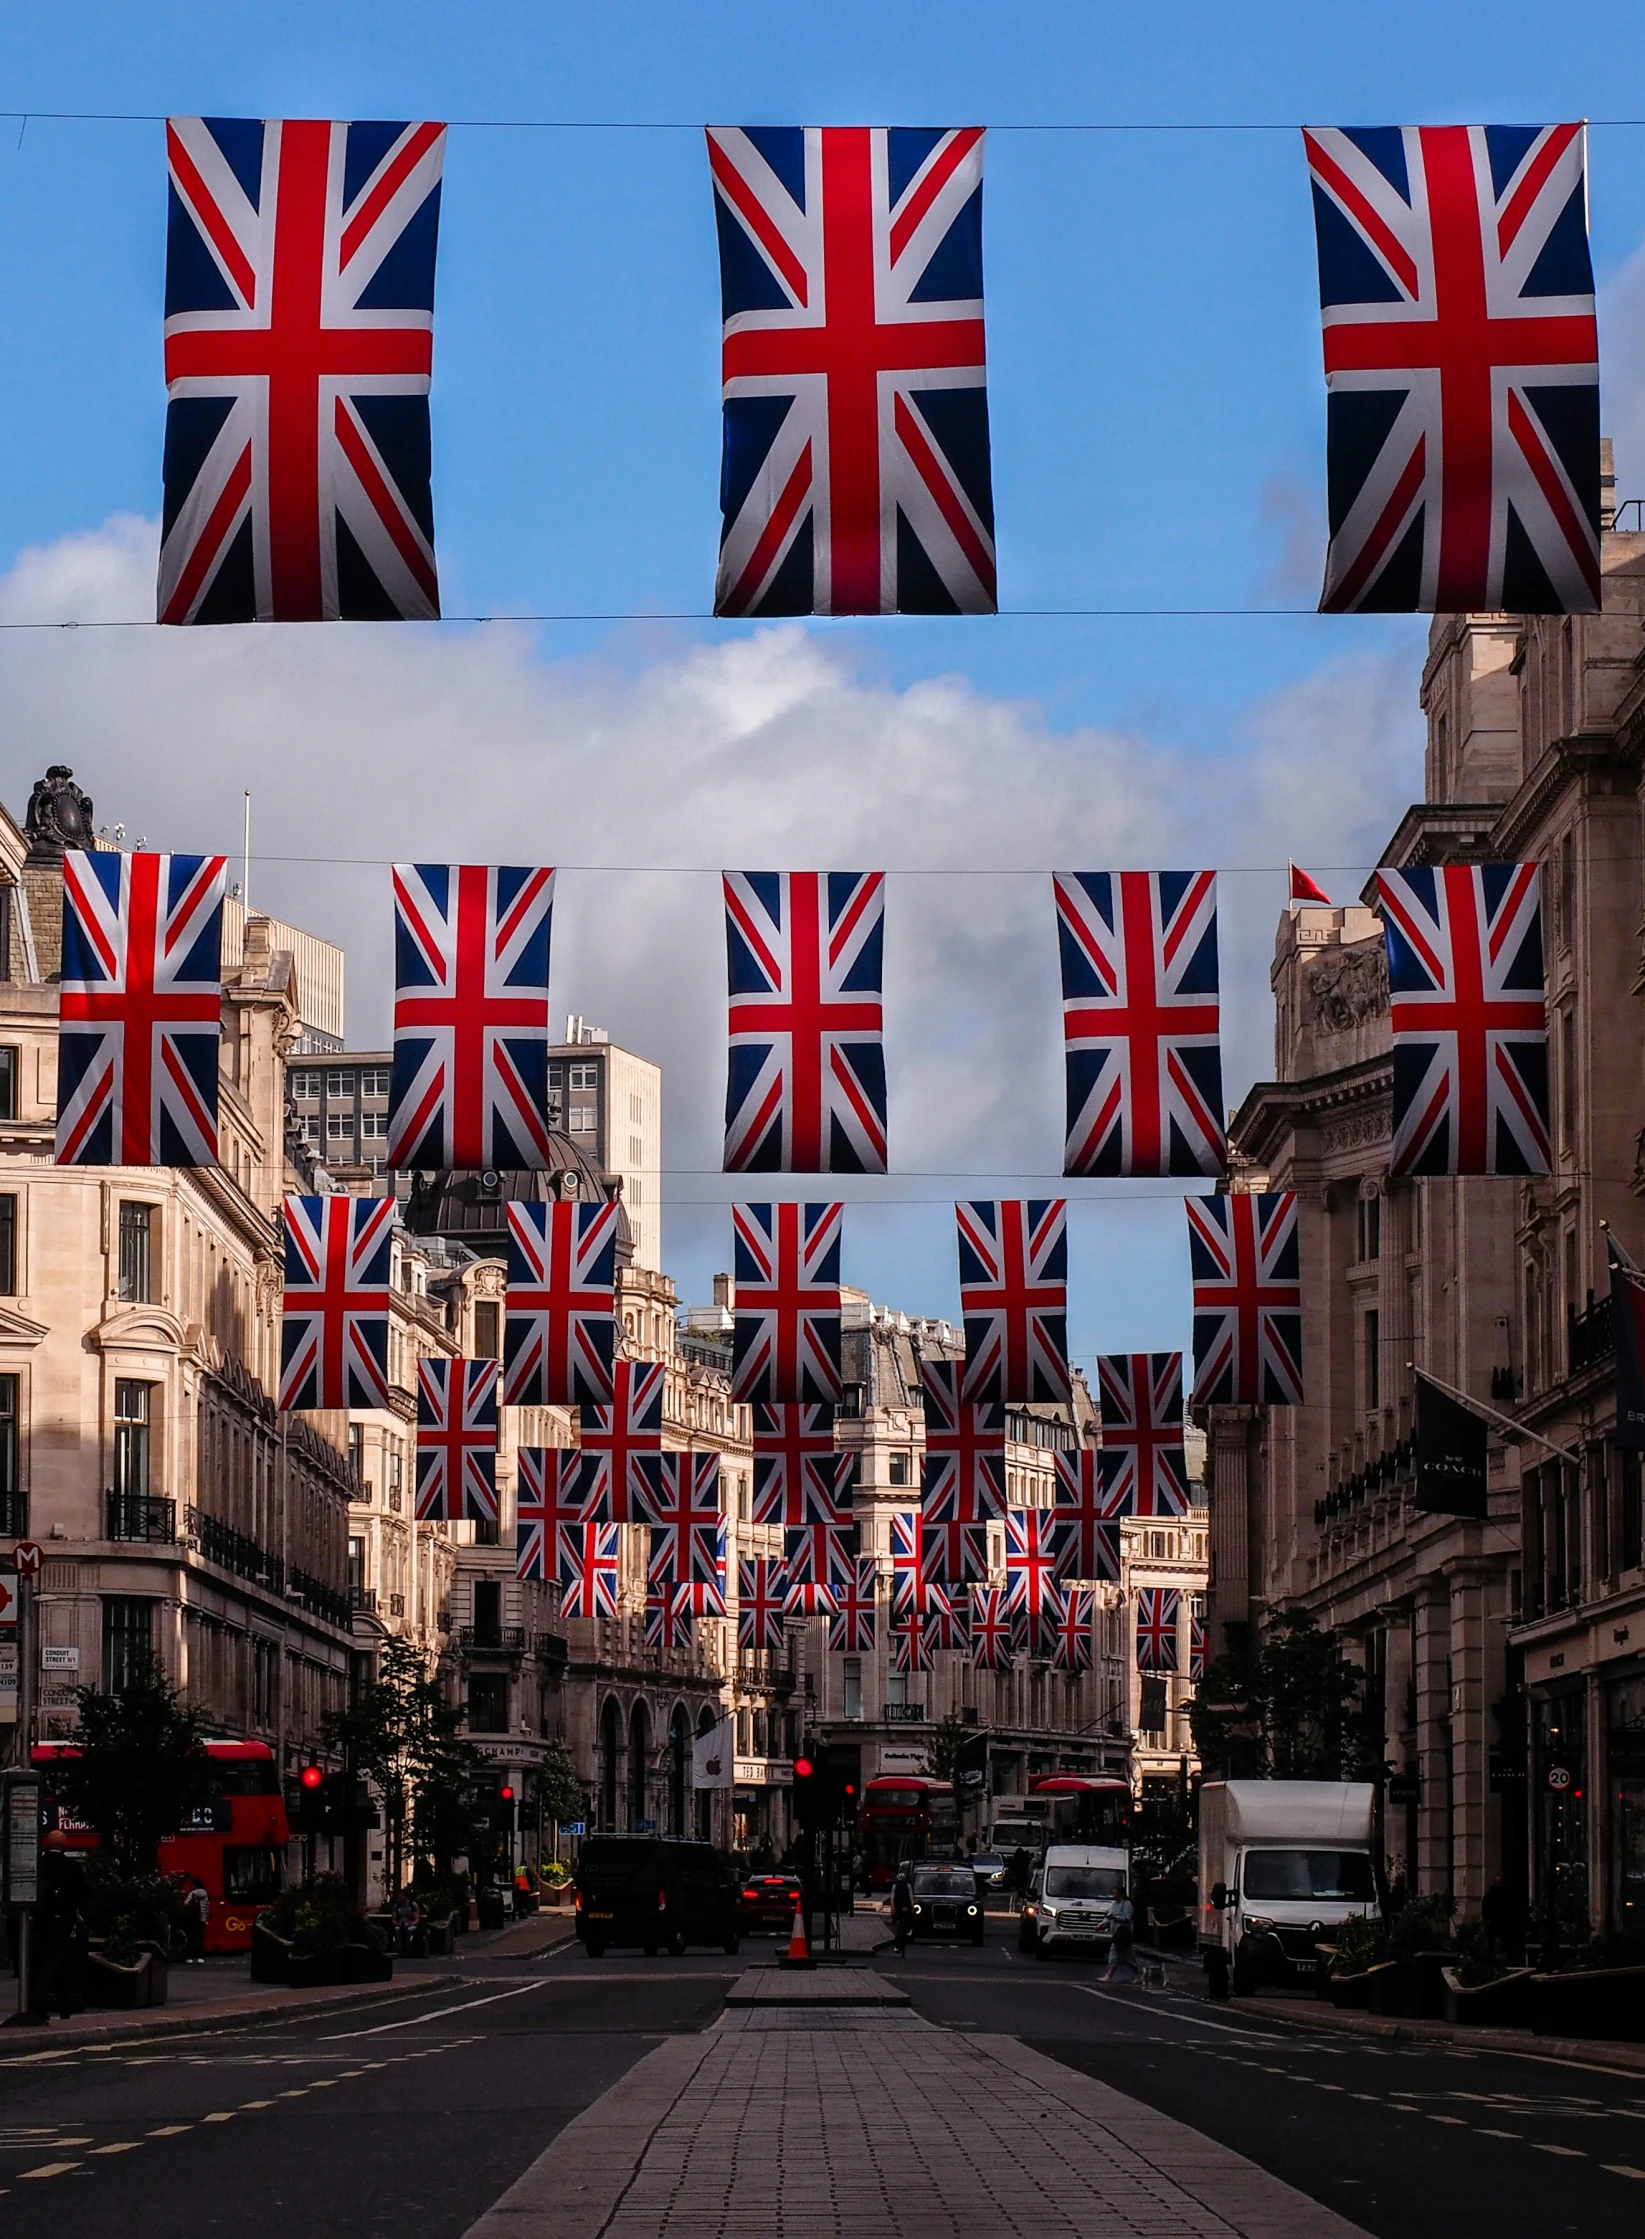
[500,1785,514,1801]
[300,1764,324,1791]
[793,1756,813,1779]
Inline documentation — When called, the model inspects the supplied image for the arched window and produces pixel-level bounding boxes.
[599,1697,623,1830]
[668,1703,691,1837]
[628,1699,651,1828]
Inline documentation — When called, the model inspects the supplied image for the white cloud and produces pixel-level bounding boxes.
[0,517,1422,1345]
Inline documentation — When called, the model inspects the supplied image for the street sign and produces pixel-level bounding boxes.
[0,1577,15,1631]
[562,1820,586,1836]
[11,1544,41,1583]
[1387,1772,1420,1806]
[1545,1762,1574,1794]
[634,1817,655,1832]
[39,1646,78,1672]
[3,1770,41,1908]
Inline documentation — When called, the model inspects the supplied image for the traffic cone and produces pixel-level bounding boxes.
[781,1890,814,1969]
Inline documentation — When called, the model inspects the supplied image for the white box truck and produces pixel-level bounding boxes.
[1199,1780,1379,1999]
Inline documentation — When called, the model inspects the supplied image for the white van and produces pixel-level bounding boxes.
[1019,1843,1128,1959]
[1199,1780,1378,1997]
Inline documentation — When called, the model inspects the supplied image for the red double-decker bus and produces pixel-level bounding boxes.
[859,1775,958,1887]
[33,1738,289,1954]
[1027,1774,1132,1846]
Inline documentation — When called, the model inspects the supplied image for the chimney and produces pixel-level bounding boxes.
[712,1272,734,1310]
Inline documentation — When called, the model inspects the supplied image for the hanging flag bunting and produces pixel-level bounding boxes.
[784,1577,841,1619]
[890,1512,941,1615]
[730,1202,844,1403]
[414,1357,498,1524]
[1189,1613,1209,1684]
[918,1358,1006,1521]
[920,1518,987,1586]
[956,1200,1070,1404]
[646,1577,694,1653]
[660,1528,727,1618]
[554,1519,622,1618]
[1303,124,1599,615]
[723,871,886,1173]
[515,1445,597,1585]
[1187,1192,1304,1406]
[1135,1585,1180,1673]
[1611,1245,1645,1452]
[160,117,445,623]
[279,1194,394,1410]
[751,1403,848,1526]
[828,1557,878,1651]
[1051,1450,1125,1582]
[891,1604,934,1674]
[1051,1585,1095,1674]
[785,1519,857,1595]
[387,864,555,1171]
[1054,872,1224,1179]
[707,126,995,617]
[927,1586,969,1655]
[1096,1354,1191,1518]
[970,1584,1015,1669]
[1376,864,1550,1176]
[1289,862,1332,906]
[646,1451,723,1585]
[737,1556,789,1652]
[55,851,228,1168]
[502,1199,620,1407]
[580,1360,666,1523]
[1005,1508,1065,1653]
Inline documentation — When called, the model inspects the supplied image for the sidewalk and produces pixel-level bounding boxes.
[1258,1991,1645,2075]
[0,1968,441,2056]
[467,2007,1364,2239]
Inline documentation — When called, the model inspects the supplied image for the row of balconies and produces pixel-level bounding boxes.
[1314,1437,1416,1525]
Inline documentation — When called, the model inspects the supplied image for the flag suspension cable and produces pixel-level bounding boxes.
[1405,1362,1580,1466]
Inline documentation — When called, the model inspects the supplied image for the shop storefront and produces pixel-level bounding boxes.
[1606,1672,1645,1938]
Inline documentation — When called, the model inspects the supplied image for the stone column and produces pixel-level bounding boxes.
[1446,1559,1490,1916]
[1413,1579,1452,1896]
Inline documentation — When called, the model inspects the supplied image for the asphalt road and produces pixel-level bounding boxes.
[2,1924,1643,2238]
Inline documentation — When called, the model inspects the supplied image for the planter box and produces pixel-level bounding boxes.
[1442,1966,1535,2029]
[1328,1968,1373,2009]
[341,1946,393,1984]
[251,1923,293,1985]
[1368,1952,1451,2020]
[286,1949,349,1989]
[85,1952,155,2010]
[424,1918,455,1956]
[1529,1964,1645,2041]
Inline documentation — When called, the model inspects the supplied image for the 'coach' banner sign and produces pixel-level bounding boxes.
[1414,1373,1488,1518]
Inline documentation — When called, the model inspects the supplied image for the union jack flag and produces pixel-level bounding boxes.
[707,127,995,617]
[724,872,886,1173]
[970,1584,1015,1669]
[737,1556,789,1652]
[890,1512,940,1615]
[1051,1585,1095,1674]
[1051,1451,1125,1583]
[1136,1586,1180,1674]
[751,1404,848,1527]
[502,1200,619,1407]
[279,1194,394,1410]
[1096,1354,1190,1517]
[1006,1509,1066,1653]
[1376,864,1550,1176]
[1189,1614,1209,1684]
[784,1520,857,1592]
[388,864,556,1171]
[646,1451,723,1586]
[515,1446,597,1585]
[1304,125,1599,614]
[784,1578,841,1619]
[917,1357,1005,1521]
[1188,1192,1304,1407]
[55,852,227,1167]
[920,1519,987,1586]
[161,118,445,623]
[580,1360,666,1524]
[890,1604,934,1674]
[957,1201,1070,1404]
[554,1519,621,1620]
[828,1557,878,1651]
[1055,872,1225,1179]
[731,1202,843,1403]
[414,1357,498,1524]
[656,1529,728,1618]
[645,1579,694,1654]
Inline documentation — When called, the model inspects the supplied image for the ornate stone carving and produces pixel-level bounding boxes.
[1306,943,1388,1033]
[1321,1109,1388,1155]
[24,765,94,858]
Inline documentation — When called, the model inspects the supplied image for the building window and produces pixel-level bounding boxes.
[0,1045,16,1121]
[1560,1010,1578,1156]
[347,1535,364,1592]
[326,1112,353,1143]
[325,1070,352,1099]
[118,1201,152,1303]
[0,1194,15,1296]
[347,1422,365,1485]
[0,1374,17,1494]
[290,1069,321,1100]
[360,1112,388,1141]
[888,1451,910,1486]
[843,1656,862,1720]
[467,1673,509,1733]
[101,1595,154,1692]
[360,1067,390,1098]
[1557,830,1574,950]
[474,1300,501,1361]
[1357,1192,1380,1263]
[1364,1309,1380,1412]
[113,1380,152,1501]
[568,1061,598,1132]
[887,1668,908,1709]
[0,889,10,983]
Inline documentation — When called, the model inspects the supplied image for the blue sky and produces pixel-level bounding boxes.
[1,3,1643,1354]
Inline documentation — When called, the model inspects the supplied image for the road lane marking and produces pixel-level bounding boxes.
[89,2142,142,2156]
[149,2126,192,2137]
[203,2112,236,2123]
[324,1981,551,2037]
[1534,2144,1585,2157]
[239,2099,277,2109]
[1068,1985,1288,2042]
[1427,2116,1466,2125]
[1604,2163,1645,2178]
[20,2163,80,2179]
[1476,2129,1521,2139]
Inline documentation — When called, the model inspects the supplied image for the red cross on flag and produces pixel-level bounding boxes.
[502,1200,620,1408]
[730,1203,843,1404]
[579,1361,666,1524]
[415,1357,498,1525]
[1096,1353,1191,1518]
[279,1195,394,1411]
[956,1200,1070,1405]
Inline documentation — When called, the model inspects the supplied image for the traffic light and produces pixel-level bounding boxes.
[792,1749,819,1831]
[296,1759,325,1834]
[499,1783,516,1829]
[837,1776,858,1832]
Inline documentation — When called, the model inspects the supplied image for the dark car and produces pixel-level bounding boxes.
[574,1837,742,1957]
[740,1872,805,1935]
[910,1864,984,1944]
[968,1851,1008,1891]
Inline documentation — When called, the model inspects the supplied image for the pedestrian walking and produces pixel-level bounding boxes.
[184,1878,210,1964]
[1104,1892,1136,1985]
[891,1865,916,1957]
[27,1833,85,2023]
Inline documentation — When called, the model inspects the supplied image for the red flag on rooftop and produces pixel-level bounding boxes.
[1289,862,1332,906]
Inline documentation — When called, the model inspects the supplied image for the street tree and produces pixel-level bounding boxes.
[926,1711,971,1785]
[60,1654,215,1875]
[324,1638,482,1891]
[533,1739,586,1829]
[1188,1611,1382,1782]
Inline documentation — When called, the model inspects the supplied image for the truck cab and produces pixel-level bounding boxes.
[1199,1780,1378,1999]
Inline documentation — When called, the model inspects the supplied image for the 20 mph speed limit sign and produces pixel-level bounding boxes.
[1545,1763,1574,1793]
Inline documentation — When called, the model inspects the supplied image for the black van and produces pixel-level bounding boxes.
[574,1837,742,1957]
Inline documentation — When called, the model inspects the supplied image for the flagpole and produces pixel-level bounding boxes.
[1406,1363,1580,1465]
[1602,1220,1641,1274]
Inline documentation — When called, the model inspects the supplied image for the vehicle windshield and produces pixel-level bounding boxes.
[871,1788,927,1810]
[911,1867,976,1896]
[1043,1866,1125,1900]
[970,1854,1004,1871]
[1242,1850,1375,1902]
